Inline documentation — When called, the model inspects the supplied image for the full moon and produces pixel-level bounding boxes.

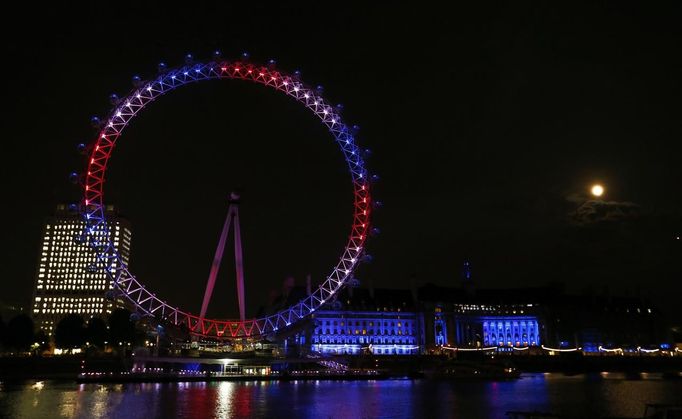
[591,184,604,197]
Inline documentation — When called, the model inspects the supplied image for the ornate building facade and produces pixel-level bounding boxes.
[419,284,547,349]
[306,288,422,355]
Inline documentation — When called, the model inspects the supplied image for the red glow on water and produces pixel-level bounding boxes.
[232,385,253,417]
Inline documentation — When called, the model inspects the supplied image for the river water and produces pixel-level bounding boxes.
[1,373,681,418]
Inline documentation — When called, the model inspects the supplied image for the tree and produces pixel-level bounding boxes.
[108,308,135,346]
[172,322,191,342]
[0,314,6,349]
[34,329,51,354]
[86,317,108,348]
[6,314,34,352]
[55,314,86,350]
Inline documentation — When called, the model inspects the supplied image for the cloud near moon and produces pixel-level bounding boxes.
[570,199,641,226]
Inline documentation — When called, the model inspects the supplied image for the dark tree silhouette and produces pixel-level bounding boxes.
[33,329,50,354]
[86,317,108,348]
[6,314,34,352]
[108,308,135,346]
[54,314,86,349]
[0,314,6,348]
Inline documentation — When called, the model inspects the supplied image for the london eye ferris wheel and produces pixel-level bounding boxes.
[78,52,373,339]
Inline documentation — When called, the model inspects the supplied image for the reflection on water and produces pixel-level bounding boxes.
[0,374,681,419]
[215,381,233,417]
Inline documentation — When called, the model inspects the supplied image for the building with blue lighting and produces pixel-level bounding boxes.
[262,282,423,356]
[262,265,671,355]
[307,287,422,355]
[481,317,540,347]
[419,283,547,350]
[419,279,670,352]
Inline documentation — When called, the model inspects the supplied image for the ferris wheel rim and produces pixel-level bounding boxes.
[81,57,371,338]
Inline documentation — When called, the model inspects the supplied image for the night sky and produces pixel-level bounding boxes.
[2,4,681,322]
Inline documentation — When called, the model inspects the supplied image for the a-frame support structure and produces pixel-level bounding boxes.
[200,192,246,322]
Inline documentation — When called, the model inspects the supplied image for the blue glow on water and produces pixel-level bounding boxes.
[2,374,681,418]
